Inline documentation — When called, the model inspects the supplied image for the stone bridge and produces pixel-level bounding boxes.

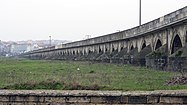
[22,6,187,69]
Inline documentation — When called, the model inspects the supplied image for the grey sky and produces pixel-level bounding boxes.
[0,0,186,41]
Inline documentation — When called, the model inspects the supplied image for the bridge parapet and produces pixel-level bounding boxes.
[61,6,187,49]
[0,90,186,104]
[26,6,187,54]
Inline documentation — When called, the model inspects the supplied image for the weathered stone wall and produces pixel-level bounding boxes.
[0,90,186,105]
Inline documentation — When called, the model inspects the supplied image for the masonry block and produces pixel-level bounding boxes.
[128,96,147,104]
[66,96,90,103]
[8,96,44,103]
[147,96,159,103]
[183,97,187,104]
[104,96,121,104]
[160,96,183,104]
[45,96,65,103]
[0,96,9,102]
[120,96,128,104]
[25,96,44,102]
[90,97,105,104]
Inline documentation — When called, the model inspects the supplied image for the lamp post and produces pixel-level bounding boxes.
[49,36,51,47]
[139,0,141,26]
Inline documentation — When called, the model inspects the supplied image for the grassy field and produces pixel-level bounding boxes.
[0,57,186,90]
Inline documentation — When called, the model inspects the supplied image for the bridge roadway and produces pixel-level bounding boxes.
[22,6,187,69]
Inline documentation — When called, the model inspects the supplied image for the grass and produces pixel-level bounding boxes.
[0,57,186,90]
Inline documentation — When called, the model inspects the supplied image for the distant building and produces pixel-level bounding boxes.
[55,44,63,49]
[0,39,70,56]
[10,44,31,54]
[0,43,4,53]
[31,44,44,51]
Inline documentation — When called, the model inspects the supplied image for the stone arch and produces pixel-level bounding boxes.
[112,47,115,52]
[171,34,182,54]
[118,42,123,52]
[141,40,146,50]
[104,44,108,53]
[73,51,75,55]
[120,46,124,51]
[88,49,92,54]
[154,39,162,50]
[99,47,102,53]
[105,48,108,52]
[99,45,104,53]
[130,45,134,50]
[111,43,118,52]
[128,41,134,51]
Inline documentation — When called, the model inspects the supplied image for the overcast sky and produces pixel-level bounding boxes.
[0,0,186,41]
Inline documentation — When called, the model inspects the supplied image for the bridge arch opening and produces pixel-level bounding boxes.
[130,45,134,50]
[88,49,91,54]
[155,39,162,50]
[171,34,182,54]
[120,47,124,51]
[186,31,187,42]
[105,48,108,52]
[112,48,115,52]
[73,51,75,55]
[141,41,146,50]
[99,48,102,53]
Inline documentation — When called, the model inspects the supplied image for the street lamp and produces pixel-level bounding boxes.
[49,36,51,47]
[139,0,141,26]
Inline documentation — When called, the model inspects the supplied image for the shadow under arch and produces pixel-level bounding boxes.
[186,31,187,42]
[88,49,92,54]
[141,40,146,50]
[112,47,115,52]
[171,34,182,54]
[105,48,108,52]
[73,51,75,55]
[155,39,162,50]
[130,45,134,50]
[99,47,102,53]
[120,46,124,51]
